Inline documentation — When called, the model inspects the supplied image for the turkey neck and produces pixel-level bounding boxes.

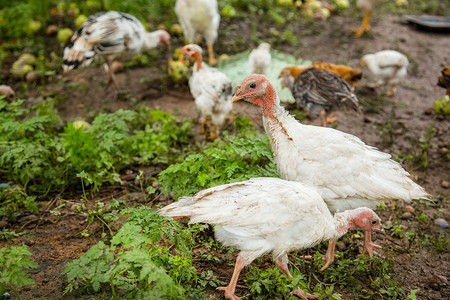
[261,86,297,147]
[194,52,203,71]
[331,209,360,238]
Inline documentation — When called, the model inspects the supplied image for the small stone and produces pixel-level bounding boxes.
[384,220,393,226]
[336,241,346,251]
[46,24,58,36]
[434,218,449,229]
[376,233,384,241]
[26,71,40,83]
[441,180,449,189]
[437,275,448,284]
[0,220,8,229]
[403,205,415,213]
[125,169,134,175]
[401,212,412,219]
[169,191,174,199]
[423,108,434,115]
[111,61,123,73]
[152,181,160,188]
[22,237,35,246]
[0,85,15,102]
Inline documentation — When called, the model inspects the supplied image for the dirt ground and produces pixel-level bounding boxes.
[1,12,449,300]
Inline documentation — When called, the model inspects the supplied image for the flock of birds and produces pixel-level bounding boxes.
[57,1,441,299]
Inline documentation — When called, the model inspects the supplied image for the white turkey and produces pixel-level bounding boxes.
[63,11,170,89]
[232,74,429,270]
[159,177,383,300]
[360,50,408,96]
[181,44,233,140]
[175,0,220,64]
[248,42,271,75]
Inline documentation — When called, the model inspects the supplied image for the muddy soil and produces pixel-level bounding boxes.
[0,12,449,300]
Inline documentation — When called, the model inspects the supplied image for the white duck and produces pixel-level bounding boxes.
[175,0,220,64]
[360,50,409,96]
[159,177,383,300]
[181,44,233,140]
[232,74,429,270]
[63,11,170,89]
[248,42,271,75]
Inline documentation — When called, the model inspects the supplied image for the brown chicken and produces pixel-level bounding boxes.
[279,62,362,90]
[438,66,450,96]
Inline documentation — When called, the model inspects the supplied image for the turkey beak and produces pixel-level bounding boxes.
[232,86,247,103]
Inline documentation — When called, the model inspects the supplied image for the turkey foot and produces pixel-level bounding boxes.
[362,232,382,258]
[326,112,336,125]
[293,288,320,299]
[217,255,245,300]
[353,12,371,38]
[275,257,319,299]
[385,87,395,97]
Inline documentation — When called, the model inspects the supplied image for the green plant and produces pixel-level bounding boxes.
[0,186,38,220]
[0,244,39,300]
[158,133,279,198]
[64,206,202,298]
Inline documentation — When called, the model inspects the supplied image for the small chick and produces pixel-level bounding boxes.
[438,66,450,96]
[248,43,271,75]
[360,50,408,96]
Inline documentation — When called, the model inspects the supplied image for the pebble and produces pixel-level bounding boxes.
[22,237,35,246]
[336,241,346,251]
[152,181,160,188]
[441,180,449,189]
[437,275,447,284]
[0,220,8,229]
[401,212,412,220]
[384,220,393,226]
[403,205,415,213]
[434,218,448,229]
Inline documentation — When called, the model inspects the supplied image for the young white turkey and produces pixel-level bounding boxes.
[175,0,220,64]
[232,74,429,270]
[360,50,409,96]
[181,44,233,140]
[248,42,271,75]
[159,177,383,300]
[63,11,170,89]
[281,67,360,127]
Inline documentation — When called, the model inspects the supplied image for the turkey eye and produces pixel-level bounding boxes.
[249,83,256,89]
[371,220,377,225]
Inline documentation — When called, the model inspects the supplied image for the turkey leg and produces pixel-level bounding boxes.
[217,255,245,300]
[275,257,318,299]
[320,239,336,271]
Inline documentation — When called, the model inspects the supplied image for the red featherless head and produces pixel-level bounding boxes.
[232,74,277,118]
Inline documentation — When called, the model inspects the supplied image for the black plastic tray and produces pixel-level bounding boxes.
[405,15,450,32]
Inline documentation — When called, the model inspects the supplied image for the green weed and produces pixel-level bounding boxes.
[158,132,278,198]
[64,206,199,299]
[0,244,39,300]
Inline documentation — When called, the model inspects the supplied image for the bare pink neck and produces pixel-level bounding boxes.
[195,52,203,71]
[262,83,277,118]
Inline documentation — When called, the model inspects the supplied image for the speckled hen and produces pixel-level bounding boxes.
[63,11,170,89]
